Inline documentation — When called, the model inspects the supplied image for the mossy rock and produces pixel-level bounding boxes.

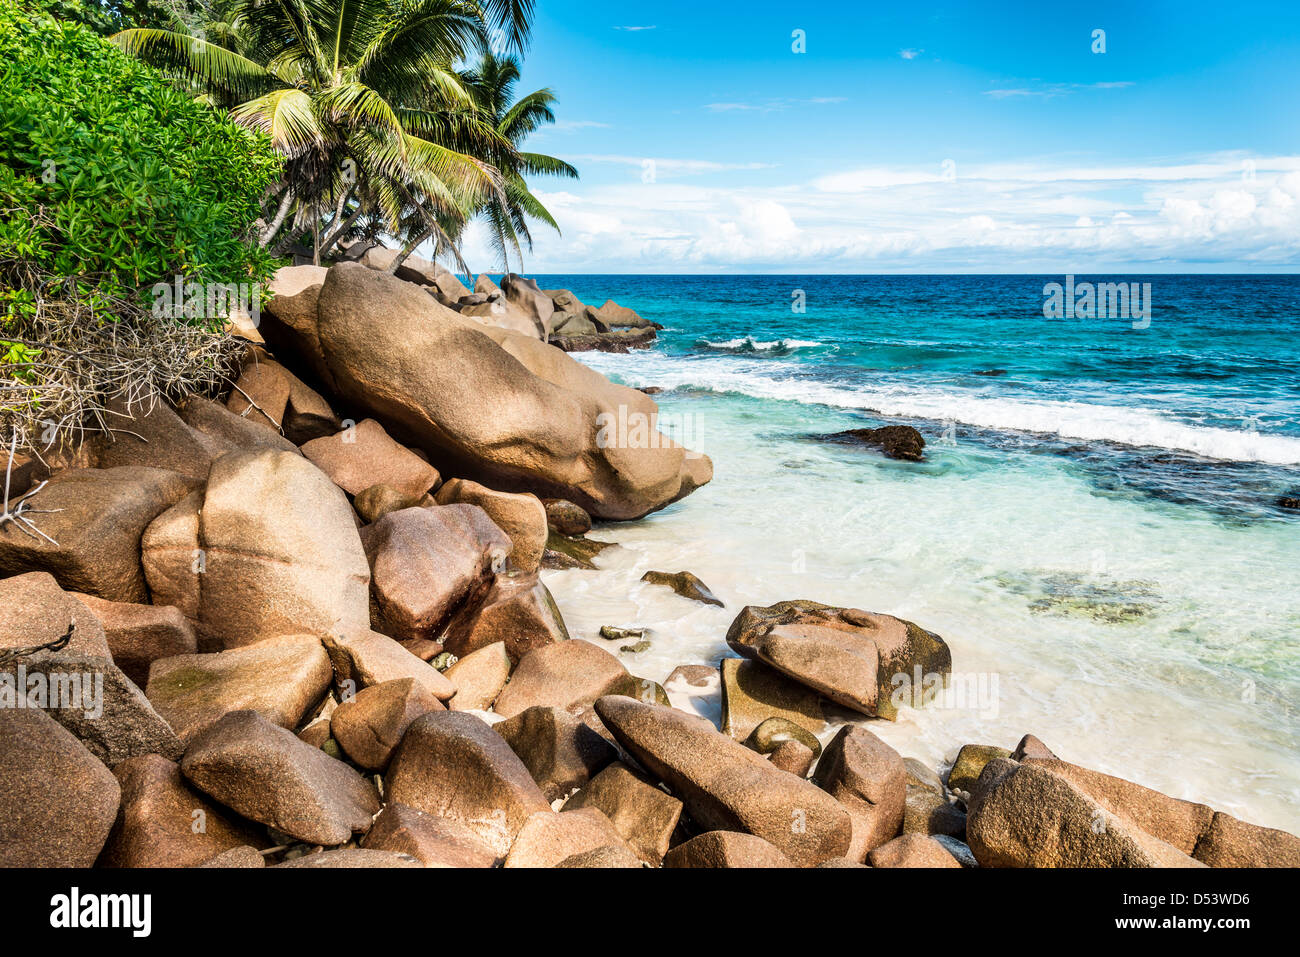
[946,743,1012,793]
[746,716,822,759]
[543,531,617,570]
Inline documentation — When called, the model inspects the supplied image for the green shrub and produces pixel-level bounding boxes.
[0,0,281,317]
[0,0,283,453]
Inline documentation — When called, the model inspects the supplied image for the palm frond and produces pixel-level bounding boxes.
[112,29,275,99]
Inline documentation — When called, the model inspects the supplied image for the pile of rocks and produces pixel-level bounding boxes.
[343,242,659,353]
[1,256,1296,870]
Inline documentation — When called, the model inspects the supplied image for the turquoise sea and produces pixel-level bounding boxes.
[532,274,1300,833]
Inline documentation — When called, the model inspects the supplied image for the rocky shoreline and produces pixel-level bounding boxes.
[2,255,1298,869]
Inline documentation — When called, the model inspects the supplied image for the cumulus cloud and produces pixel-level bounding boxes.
[450,153,1300,273]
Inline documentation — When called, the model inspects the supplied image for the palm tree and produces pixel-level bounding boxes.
[458,50,577,270]
[113,0,538,266]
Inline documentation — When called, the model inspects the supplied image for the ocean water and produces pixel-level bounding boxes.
[533,274,1300,834]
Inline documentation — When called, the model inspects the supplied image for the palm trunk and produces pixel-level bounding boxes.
[387,227,434,274]
[319,203,364,259]
[259,188,294,246]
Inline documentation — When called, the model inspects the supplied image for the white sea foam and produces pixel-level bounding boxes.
[697,336,825,353]
[580,351,1300,466]
[543,387,1300,832]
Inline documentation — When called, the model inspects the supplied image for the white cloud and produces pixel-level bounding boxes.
[984,81,1135,98]
[899,48,923,59]
[563,154,778,176]
[545,119,611,132]
[466,152,1300,273]
[614,25,656,31]
[705,97,846,113]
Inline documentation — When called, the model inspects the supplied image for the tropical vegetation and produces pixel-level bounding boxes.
[1,0,577,457]
[113,0,578,270]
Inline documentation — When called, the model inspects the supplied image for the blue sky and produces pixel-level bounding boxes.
[456,0,1300,273]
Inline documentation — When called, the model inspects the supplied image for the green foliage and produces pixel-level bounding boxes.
[41,0,186,36]
[0,0,282,323]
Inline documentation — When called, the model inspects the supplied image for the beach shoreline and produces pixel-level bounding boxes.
[3,257,1297,870]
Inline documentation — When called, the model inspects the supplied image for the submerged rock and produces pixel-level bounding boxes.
[826,425,926,461]
[543,530,616,570]
[641,570,725,607]
[600,625,647,643]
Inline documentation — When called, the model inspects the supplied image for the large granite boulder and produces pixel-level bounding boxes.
[302,419,440,499]
[493,639,629,718]
[360,802,497,867]
[330,677,444,770]
[0,708,120,867]
[142,449,371,649]
[726,600,952,719]
[501,807,633,868]
[494,705,618,801]
[0,572,182,766]
[384,711,550,856]
[663,831,793,868]
[564,761,683,864]
[434,478,547,574]
[260,263,710,520]
[99,754,264,868]
[966,760,1201,868]
[70,593,197,689]
[360,505,509,643]
[593,695,852,865]
[181,710,380,846]
[440,571,569,664]
[811,725,907,860]
[145,635,333,744]
[0,466,195,602]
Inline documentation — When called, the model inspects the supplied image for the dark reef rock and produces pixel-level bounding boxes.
[826,425,926,462]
